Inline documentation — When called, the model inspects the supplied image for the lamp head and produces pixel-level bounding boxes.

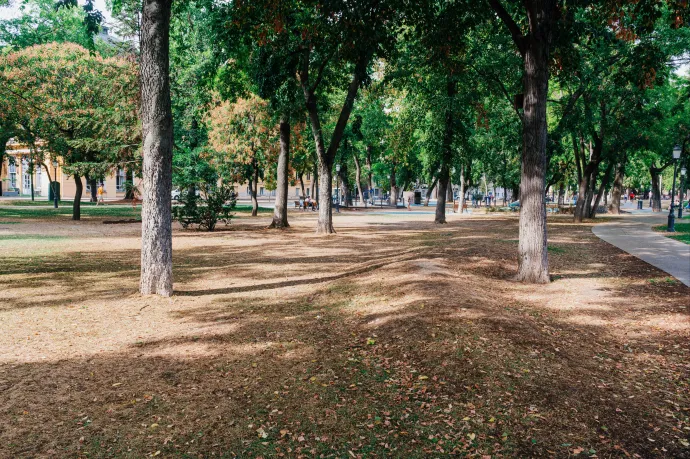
[52,159,58,168]
[335,164,341,172]
[673,145,682,160]
[682,167,687,176]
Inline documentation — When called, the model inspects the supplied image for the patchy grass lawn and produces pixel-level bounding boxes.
[653,221,690,244]
[0,211,688,458]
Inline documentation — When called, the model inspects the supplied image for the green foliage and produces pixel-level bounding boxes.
[173,183,237,231]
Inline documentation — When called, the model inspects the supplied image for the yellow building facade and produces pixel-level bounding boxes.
[1,139,140,200]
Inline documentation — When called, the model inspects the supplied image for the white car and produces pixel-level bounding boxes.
[172,188,181,200]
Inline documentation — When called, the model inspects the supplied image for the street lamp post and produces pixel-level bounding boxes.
[335,164,340,213]
[667,145,682,232]
[52,159,59,209]
[679,165,687,219]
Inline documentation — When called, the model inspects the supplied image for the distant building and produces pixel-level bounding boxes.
[1,139,141,200]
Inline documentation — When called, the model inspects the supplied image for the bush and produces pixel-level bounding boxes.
[173,183,236,231]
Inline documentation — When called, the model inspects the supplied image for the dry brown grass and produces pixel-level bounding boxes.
[0,209,688,458]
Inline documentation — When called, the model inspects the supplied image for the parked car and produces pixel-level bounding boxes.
[172,188,201,201]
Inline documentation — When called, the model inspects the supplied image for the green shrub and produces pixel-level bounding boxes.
[173,183,236,231]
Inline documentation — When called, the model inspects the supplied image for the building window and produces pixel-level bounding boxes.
[22,160,31,194]
[116,169,126,192]
[8,163,16,189]
[246,187,250,195]
[296,188,300,196]
[35,166,42,192]
[259,187,264,196]
[307,188,310,197]
[306,172,311,180]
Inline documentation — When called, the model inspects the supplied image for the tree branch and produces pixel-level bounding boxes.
[487,0,525,55]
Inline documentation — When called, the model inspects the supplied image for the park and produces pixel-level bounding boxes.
[0,0,689,458]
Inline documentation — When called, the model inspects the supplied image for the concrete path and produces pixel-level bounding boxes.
[592,210,690,286]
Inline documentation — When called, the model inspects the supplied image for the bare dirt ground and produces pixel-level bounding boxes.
[0,208,688,458]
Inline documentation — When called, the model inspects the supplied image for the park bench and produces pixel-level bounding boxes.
[294,200,303,209]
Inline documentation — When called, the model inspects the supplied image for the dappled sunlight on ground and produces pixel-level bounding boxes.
[0,211,688,457]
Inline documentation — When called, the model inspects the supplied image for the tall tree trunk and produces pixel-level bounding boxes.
[425,176,438,206]
[338,167,352,207]
[590,161,614,218]
[435,174,449,223]
[313,163,319,203]
[301,51,366,234]
[574,139,603,223]
[516,32,550,283]
[557,182,564,206]
[125,168,134,200]
[317,161,334,233]
[365,145,373,203]
[299,173,306,197]
[435,77,455,224]
[139,0,174,297]
[584,170,596,218]
[389,164,397,207]
[459,164,466,213]
[89,176,98,202]
[447,178,453,202]
[651,167,663,212]
[250,166,259,217]
[270,117,290,228]
[72,174,83,221]
[609,155,626,215]
[353,153,365,207]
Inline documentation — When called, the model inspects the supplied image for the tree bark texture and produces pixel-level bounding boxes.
[353,153,365,207]
[435,77,455,224]
[72,174,83,221]
[270,118,290,228]
[139,0,174,297]
[651,166,663,212]
[609,156,626,215]
[516,26,551,283]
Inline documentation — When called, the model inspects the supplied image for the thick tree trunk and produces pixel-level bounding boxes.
[72,174,83,221]
[139,0,174,297]
[516,37,550,283]
[353,153,365,207]
[317,161,334,233]
[447,178,453,202]
[425,176,438,206]
[125,168,134,200]
[557,182,564,206]
[270,118,290,228]
[609,156,626,215]
[435,175,448,223]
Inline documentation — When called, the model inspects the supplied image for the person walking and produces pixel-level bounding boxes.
[407,195,412,211]
[97,183,105,206]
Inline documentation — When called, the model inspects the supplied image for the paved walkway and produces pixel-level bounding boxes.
[592,209,690,286]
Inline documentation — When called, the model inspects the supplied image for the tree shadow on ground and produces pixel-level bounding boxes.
[1,215,689,458]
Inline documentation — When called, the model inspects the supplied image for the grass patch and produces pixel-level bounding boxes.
[0,199,100,207]
[0,205,141,220]
[547,245,566,254]
[653,222,690,244]
[0,234,67,242]
[234,204,273,214]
